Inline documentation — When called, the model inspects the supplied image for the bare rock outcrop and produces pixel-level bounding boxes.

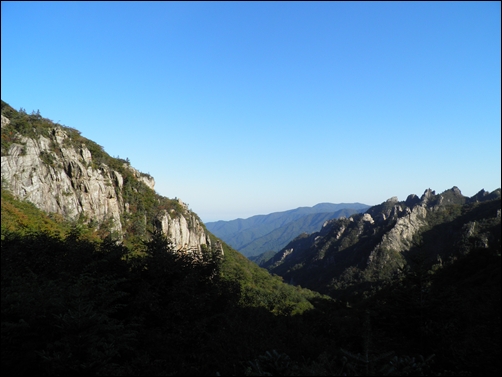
[2,130,123,234]
[1,116,211,252]
[157,209,211,252]
[367,203,428,266]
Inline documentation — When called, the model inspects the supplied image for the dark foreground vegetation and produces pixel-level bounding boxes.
[1,188,500,376]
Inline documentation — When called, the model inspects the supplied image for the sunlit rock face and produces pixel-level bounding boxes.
[1,117,211,251]
[263,185,500,297]
[1,129,123,234]
[157,207,211,252]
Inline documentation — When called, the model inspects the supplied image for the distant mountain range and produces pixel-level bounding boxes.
[205,203,370,258]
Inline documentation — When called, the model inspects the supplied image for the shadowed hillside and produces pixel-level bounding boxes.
[263,187,501,302]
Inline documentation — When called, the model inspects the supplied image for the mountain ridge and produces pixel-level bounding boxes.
[262,186,501,300]
[206,202,370,257]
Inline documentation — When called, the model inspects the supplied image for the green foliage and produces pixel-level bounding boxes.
[1,201,336,375]
[249,249,277,266]
[1,101,53,154]
[245,349,296,376]
[2,99,500,375]
[1,101,192,245]
[217,239,330,316]
[243,348,438,376]
[2,192,500,376]
[1,187,104,242]
[1,229,135,375]
[359,240,501,376]
[39,150,56,166]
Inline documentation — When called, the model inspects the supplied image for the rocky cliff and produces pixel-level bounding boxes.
[263,186,501,299]
[1,103,212,252]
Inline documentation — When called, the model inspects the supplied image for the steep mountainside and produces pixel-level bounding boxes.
[239,209,365,258]
[1,101,210,252]
[206,203,370,257]
[263,187,501,301]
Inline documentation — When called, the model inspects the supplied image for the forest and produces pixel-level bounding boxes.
[1,186,500,376]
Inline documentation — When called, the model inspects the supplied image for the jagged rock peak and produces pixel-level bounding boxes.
[405,194,420,208]
[469,189,489,203]
[450,186,462,195]
[420,188,436,203]
[468,188,501,203]
[475,189,487,197]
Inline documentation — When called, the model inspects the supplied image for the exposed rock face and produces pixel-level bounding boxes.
[123,164,155,191]
[362,213,374,224]
[1,116,211,252]
[156,201,211,252]
[367,203,428,266]
[1,114,10,128]
[1,131,123,234]
[264,187,501,298]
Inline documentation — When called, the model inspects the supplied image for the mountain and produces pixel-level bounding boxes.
[2,100,345,374]
[241,209,365,260]
[206,203,370,257]
[263,186,501,301]
[1,101,210,252]
[2,100,500,375]
[2,98,352,304]
[1,99,332,309]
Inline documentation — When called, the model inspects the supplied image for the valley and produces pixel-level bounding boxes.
[2,100,500,376]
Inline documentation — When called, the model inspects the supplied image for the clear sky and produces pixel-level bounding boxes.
[2,1,501,222]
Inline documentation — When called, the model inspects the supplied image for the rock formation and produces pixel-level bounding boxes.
[1,113,211,252]
[263,186,501,298]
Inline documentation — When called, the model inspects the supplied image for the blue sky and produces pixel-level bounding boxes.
[2,1,501,222]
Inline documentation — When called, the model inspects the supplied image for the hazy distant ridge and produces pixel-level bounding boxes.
[205,203,370,257]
